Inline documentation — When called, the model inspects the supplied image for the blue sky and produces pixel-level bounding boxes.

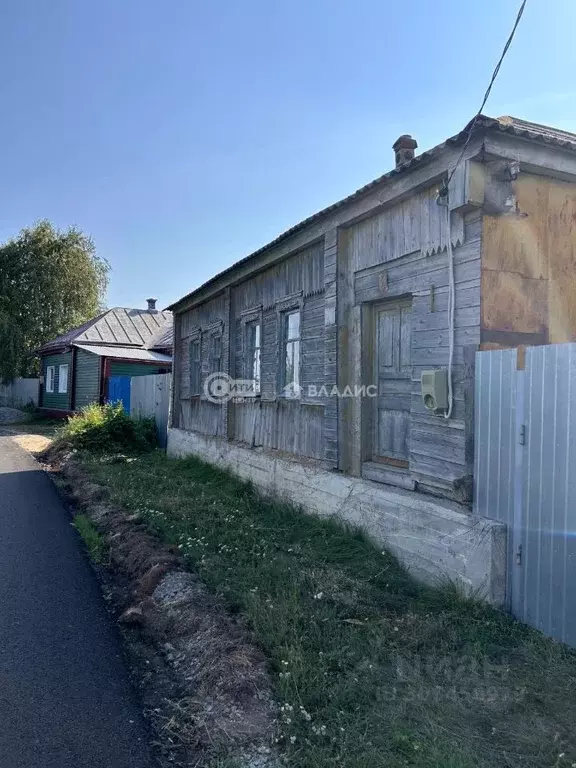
[1,0,575,309]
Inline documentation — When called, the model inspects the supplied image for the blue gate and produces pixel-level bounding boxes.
[107,375,131,414]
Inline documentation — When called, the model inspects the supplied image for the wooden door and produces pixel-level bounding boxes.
[373,300,412,465]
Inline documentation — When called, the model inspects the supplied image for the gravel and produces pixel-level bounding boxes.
[0,407,31,425]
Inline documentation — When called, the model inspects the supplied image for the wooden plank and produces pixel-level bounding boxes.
[410,453,467,480]
[361,461,415,490]
[378,409,409,461]
[412,325,480,348]
[399,306,411,372]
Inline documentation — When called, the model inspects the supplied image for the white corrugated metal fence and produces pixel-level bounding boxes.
[475,343,576,646]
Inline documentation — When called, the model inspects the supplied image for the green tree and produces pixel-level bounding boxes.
[0,220,109,381]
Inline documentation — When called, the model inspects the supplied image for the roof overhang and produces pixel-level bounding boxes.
[167,114,576,315]
[73,343,172,363]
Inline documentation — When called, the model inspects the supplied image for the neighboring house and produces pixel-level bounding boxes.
[37,299,173,415]
[165,116,576,601]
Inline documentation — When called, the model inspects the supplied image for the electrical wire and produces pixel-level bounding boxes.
[441,0,528,419]
[446,0,528,190]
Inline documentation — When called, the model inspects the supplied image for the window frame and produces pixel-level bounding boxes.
[208,329,223,377]
[281,307,302,398]
[244,317,262,396]
[58,364,69,394]
[188,336,201,397]
[45,365,55,394]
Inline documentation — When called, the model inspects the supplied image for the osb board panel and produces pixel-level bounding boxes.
[547,182,576,343]
[483,178,549,279]
[482,174,576,344]
[482,270,547,334]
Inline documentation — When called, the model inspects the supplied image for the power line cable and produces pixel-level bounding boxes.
[441,0,527,419]
[446,0,528,189]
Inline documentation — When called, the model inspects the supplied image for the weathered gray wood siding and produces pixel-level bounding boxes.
[171,165,483,497]
[175,243,327,461]
[323,230,338,465]
[177,292,228,437]
[231,242,326,460]
[347,185,465,269]
[347,194,481,493]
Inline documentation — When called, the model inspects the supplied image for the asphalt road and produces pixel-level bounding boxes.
[0,435,157,768]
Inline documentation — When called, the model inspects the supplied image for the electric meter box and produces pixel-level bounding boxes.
[421,369,449,413]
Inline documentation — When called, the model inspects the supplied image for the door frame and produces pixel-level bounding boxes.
[361,295,412,470]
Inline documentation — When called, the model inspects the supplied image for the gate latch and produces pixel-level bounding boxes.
[515,544,522,566]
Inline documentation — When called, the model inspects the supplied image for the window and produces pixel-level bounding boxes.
[45,365,55,393]
[245,320,261,394]
[282,310,300,395]
[209,332,222,375]
[189,339,201,395]
[58,364,69,394]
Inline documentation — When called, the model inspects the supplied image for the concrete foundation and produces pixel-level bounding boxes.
[168,428,507,606]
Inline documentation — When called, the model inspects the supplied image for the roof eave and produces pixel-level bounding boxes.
[166,114,576,315]
[166,119,485,313]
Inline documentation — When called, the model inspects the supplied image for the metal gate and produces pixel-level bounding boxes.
[474,344,576,646]
[107,375,131,415]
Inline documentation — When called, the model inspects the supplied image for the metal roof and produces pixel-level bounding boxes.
[145,321,174,351]
[495,115,576,148]
[38,308,173,353]
[73,343,172,363]
[168,114,576,312]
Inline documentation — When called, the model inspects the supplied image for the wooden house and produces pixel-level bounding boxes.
[37,299,172,416]
[165,116,576,600]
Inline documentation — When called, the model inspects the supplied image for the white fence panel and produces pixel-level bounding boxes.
[131,374,171,449]
[0,378,39,408]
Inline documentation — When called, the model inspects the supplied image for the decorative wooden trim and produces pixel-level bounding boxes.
[240,304,263,319]
[275,291,303,312]
[203,320,224,334]
[184,326,201,341]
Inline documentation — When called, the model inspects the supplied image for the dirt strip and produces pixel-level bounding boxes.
[45,446,279,768]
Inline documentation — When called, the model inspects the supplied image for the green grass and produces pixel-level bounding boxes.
[80,450,576,768]
[73,513,107,564]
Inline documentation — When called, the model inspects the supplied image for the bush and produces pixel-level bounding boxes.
[57,402,157,453]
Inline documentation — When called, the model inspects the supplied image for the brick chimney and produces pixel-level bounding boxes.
[393,135,418,168]
[146,298,157,311]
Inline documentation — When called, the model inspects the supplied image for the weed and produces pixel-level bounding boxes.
[56,402,156,453]
[80,450,576,768]
[73,514,107,564]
